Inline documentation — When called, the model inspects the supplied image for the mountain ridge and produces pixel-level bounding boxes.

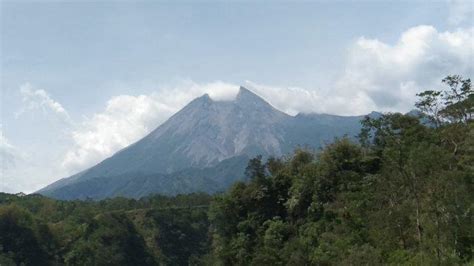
[39,87,374,199]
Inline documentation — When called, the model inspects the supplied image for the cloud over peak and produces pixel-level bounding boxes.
[61,81,241,173]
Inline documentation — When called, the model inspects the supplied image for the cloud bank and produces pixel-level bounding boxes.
[332,25,473,115]
[61,95,163,173]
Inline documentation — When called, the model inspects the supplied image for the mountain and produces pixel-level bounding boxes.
[38,87,374,200]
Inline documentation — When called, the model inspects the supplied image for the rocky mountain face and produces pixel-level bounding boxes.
[39,87,372,200]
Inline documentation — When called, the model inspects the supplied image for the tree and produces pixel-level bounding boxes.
[0,205,50,265]
[245,155,266,183]
[416,75,473,125]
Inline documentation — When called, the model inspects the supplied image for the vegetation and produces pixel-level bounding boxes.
[0,193,212,265]
[206,75,473,265]
[0,75,472,265]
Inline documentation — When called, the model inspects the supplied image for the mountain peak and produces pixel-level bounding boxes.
[235,86,268,105]
[199,93,212,101]
[236,86,256,99]
[187,92,212,106]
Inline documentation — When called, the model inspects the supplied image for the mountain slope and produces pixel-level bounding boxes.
[39,87,372,199]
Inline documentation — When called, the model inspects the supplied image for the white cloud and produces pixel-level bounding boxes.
[243,81,325,116]
[61,94,163,173]
[448,0,474,25]
[246,26,473,115]
[332,25,474,115]
[1,85,77,193]
[17,83,71,123]
[239,27,473,116]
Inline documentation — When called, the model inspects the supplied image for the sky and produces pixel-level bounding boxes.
[1,0,473,193]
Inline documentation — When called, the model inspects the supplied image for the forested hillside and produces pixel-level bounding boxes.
[204,76,473,265]
[207,127,472,264]
[0,192,212,265]
[1,76,472,265]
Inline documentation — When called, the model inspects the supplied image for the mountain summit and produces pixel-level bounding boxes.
[39,87,371,200]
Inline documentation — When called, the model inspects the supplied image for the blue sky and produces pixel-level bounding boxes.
[1,0,473,193]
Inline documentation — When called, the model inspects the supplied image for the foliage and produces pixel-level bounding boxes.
[207,75,473,265]
[0,193,212,265]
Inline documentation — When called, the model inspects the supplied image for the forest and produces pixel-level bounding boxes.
[0,76,472,265]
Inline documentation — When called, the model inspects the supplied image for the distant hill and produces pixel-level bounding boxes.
[38,87,376,200]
